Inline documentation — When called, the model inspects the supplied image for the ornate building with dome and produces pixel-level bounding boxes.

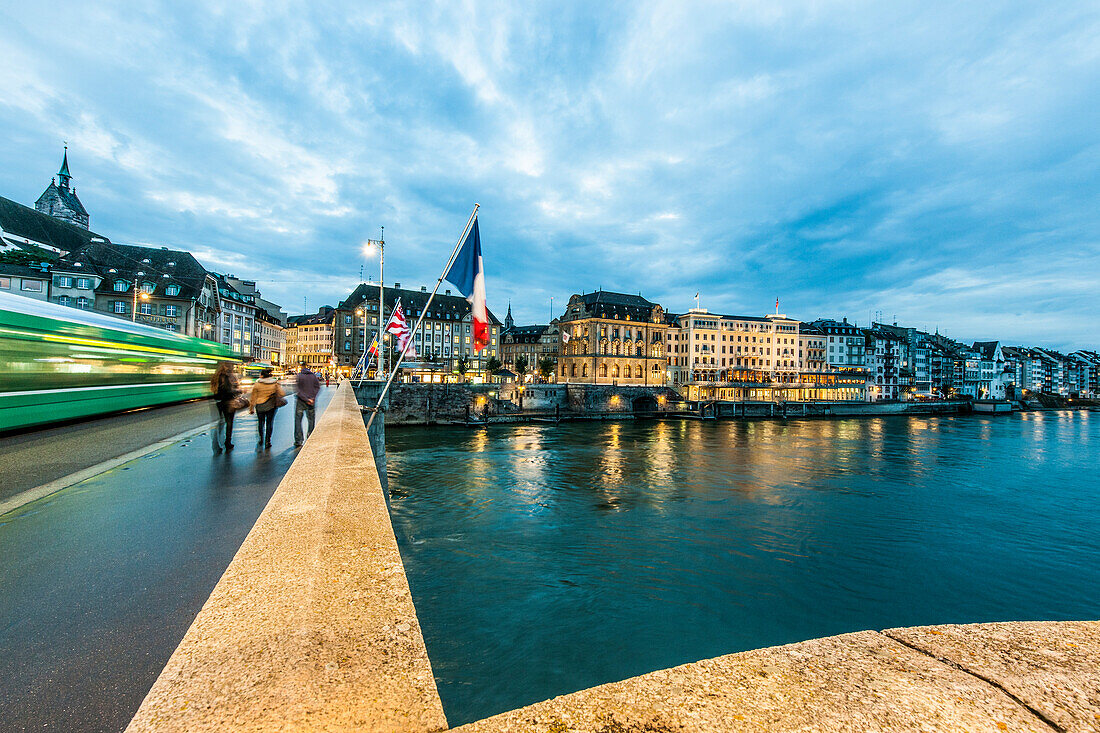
[557,290,668,385]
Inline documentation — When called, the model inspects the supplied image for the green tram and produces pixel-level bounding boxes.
[0,291,237,432]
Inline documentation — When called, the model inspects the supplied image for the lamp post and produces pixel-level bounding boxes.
[131,274,151,322]
[362,227,384,380]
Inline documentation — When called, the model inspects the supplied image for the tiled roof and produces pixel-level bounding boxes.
[59,242,210,301]
[38,181,89,217]
[0,262,51,278]
[0,195,103,254]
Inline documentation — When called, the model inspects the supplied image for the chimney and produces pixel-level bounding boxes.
[421,286,427,292]
[394,282,401,289]
[445,289,451,296]
[842,317,848,324]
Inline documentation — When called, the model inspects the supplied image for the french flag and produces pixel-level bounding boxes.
[445,217,489,352]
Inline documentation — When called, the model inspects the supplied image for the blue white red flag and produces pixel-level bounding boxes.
[444,217,489,351]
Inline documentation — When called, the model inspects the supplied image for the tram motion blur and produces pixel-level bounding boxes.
[0,291,236,432]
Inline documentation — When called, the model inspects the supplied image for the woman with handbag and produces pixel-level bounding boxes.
[249,367,287,451]
[210,362,242,453]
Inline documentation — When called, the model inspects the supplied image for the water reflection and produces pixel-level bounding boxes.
[386,414,1100,726]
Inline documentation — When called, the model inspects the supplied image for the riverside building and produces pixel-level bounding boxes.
[557,291,668,385]
[668,309,867,401]
[500,305,560,381]
[333,282,501,382]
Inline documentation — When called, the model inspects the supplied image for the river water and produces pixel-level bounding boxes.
[385,411,1100,725]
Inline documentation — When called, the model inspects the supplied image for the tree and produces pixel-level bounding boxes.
[537,357,554,381]
[514,355,529,381]
[0,245,57,267]
[485,356,502,374]
[457,356,470,380]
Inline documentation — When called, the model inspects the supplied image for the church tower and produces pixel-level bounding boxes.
[35,146,89,229]
[504,301,514,330]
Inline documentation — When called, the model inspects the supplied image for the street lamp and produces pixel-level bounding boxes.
[132,274,151,322]
[362,227,384,379]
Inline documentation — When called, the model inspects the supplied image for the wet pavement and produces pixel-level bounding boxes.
[0,387,334,733]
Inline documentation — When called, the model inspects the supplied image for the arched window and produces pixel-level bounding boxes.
[612,364,620,378]
[635,365,642,378]
[571,364,577,377]
[165,284,181,297]
[581,363,588,377]
[141,282,156,294]
[113,280,129,292]
[600,364,607,377]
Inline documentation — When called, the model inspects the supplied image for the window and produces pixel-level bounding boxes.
[165,284,181,296]
[113,301,127,314]
[345,341,351,351]
[76,277,92,289]
[57,276,73,288]
[166,305,179,317]
[77,296,90,309]
[21,280,43,292]
[0,277,9,289]
[113,280,129,292]
[139,303,153,315]
[58,295,72,307]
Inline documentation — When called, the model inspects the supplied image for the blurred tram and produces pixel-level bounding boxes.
[0,290,237,432]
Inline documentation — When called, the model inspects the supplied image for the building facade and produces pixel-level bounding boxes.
[53,242,219,336]
[285,307,335,372]
[500,310,560,381]
[557,291,668,385]
[333,282,502,381]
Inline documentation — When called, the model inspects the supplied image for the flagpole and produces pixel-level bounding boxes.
[366,204,479,430]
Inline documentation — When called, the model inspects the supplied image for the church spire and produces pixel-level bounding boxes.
[58,145,72,189]
[504,300,514,330]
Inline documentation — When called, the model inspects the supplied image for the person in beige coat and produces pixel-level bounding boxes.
[249,368,286,450]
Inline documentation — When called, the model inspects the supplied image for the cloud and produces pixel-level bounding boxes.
[0,0,1097,350]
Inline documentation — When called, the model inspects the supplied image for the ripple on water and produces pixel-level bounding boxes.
[385,415,1100,726]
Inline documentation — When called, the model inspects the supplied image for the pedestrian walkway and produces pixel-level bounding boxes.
[0,387,333,733]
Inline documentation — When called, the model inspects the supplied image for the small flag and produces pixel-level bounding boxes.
[367,338,379,358]
[385,299,416,359]
[776,297,779,311]
[445,217,489,351]
[562,330,571,344]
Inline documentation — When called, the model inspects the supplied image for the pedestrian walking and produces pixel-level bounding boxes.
[325,373,331,387]
[294,364,322,447]
[249,367,286,450]
[210,361,241,453]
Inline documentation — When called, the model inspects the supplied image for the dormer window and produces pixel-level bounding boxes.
[113,280,130,292]
[165,284,181,297]
[141,258,151,264]
[141,282,156,294]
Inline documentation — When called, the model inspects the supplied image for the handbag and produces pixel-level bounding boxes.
[275,396,288,408]
[229,393,250,412]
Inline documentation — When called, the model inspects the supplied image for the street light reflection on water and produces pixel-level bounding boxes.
[385,414,1100,726]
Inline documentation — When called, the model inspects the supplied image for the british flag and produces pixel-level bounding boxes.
[385,299,416,360]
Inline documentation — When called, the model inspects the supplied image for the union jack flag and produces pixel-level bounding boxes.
[385,299,416,360]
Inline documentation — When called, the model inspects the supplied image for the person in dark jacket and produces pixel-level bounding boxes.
[294,364,322,447]
[210,361,240,453]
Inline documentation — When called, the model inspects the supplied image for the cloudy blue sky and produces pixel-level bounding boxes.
[2,1,1097,348]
